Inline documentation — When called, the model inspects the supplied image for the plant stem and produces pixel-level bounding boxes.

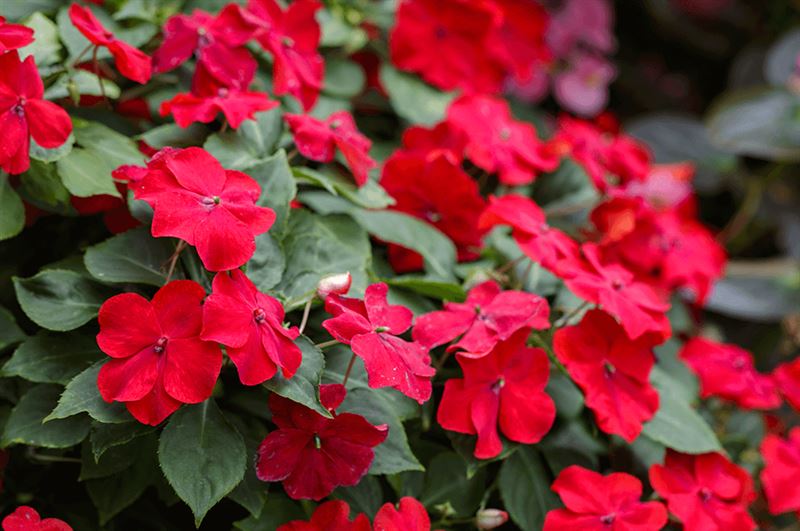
[298,298,314,334]
[342,352,357,385]
[315,339,339,350]
[165,240,187,283]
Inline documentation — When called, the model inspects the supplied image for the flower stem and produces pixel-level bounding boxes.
[315,339,339,350]
[298,298,314,335]
[164,240,187,283]
[342,352,357,385]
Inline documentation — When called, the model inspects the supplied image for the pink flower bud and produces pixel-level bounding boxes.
[317,272,352,298]
[476,509,509,529]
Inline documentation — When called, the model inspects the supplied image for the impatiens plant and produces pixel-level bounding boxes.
[1,0,800,529]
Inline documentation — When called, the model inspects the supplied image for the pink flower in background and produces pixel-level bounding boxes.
[554,52,617,117]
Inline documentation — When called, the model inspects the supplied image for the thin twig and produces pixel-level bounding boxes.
[286,148,299,163]
[342,352,357,385]
[165,240,187,284]
[91,46,108,106]
[553,301,592,328]
[298,298,313,335]
[433,350,451,371]
[315,339,339,350]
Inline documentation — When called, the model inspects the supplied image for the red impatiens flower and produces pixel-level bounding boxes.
[0,52,72,175]
[437,329,555,459]
[246,0,324,111]
[0,17,34,54]
[160,61,278,129]
[96,280,223,426]
[201,270,301,385]
[152,5,255,84]
[374,497,432,531]
[381,152,486,272]
[68,3,152,83]
[413,280,549,357]
[760,428,800,515]
[2,506,71,531]
[446,95,559,185]
[389,0,504,93]
[256,384,388,500]
[488,0,551,86]
[285,111,376,187]
[277,500,370,531]
[132,147,276,271]
[322,283,435,403]
[399,121,467,163]
[558,243,670,341]
[553,309,659,442]
[774,357,800,411]
[680,337,780,410]
[478,194,578,270]
[544,465,668,531]
[649,451,756,531]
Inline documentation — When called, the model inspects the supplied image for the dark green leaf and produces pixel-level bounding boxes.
[158,399,247,525]
[546,371,584,419]
[249,150,296,237]
[2,331,101,384]
[46,362,130,424]
[204,108,283,170]
[264,336,330,418]
[13,269,113,331]
[2,384,91,448]
[498,446,559,531]
[45,71,120,100]
[294,166,395,209]
[139,123,209,148]
[420,452,486,517]
[90,421,155,462]
[385,276,465,301]
[0,177,24,241]
[247,233,285,292]
[706,273,800,322]
[324,58,366,98]
[19,161,73,214]
[765,29,800,85]
[539,422,604,475]
[84,227,177,286]
[233,495,305,531]
[333,475,383,518]
[0,306,25,352]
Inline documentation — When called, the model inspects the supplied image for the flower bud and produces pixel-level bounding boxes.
[476,509,509,529]
[317,272,352,299]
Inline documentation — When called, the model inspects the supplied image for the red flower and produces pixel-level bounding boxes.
[132,147,276,271]
[446,95,559,185]
[487,0,551,85]
[680,337,780,410]
[760,428,800,515]
[322,283,435,403]
[413,280,549,357]
[153,5,255,85]
[544,465,668,531]
[649,451,756,531]
[160,62,278,129]
[285,111,376,187]
[380,152,486,272]
[389,0,504,93]
[437,329,555,458]
[399,122,467,163]
[558,243,670,341]
[478,194,578,270]
[246,0,324,111]
[277,500,370,531]
[0,52,72,174]
[256,384,388,500]
[2,506,71,531]
[774,357,800,411]
[201,270,301,385]
[68,4,152,83]
[96,280,222,426]
[0,17,34,53]
[553,309,659,442]
[374,497,432,531]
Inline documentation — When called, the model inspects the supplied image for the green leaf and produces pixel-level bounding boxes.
[233,495,305,531]
[385,276,465,301]
[499,446,559,531]
[300,192,456,281]
[80,433,153,479]
[74,121,144,168]
[546,370,584,419]
[204,108,283,170]
[2,384,91,448]
[19,160,73,214]
[333,475,383,518]
[30,135,75,163]
[535,159,598,216]
[765,29,800,86]
[5,0,62,20]
[420,452,486,517]
[264,336,330,418]
[247,233,285,292]
[20,12,61,66]
[706,87,800,161]
[278,210,371,306]
[13,269,113,331]
[294,166,395,209]
[227,436,267,518]
[249,150,297,237]
[379,64,456,126]
[90,421,155,462]
[0,306,25,352]
[324,58,366,98]
[324,347,423,475]
[57,148,120,198]
[46,362,130,424]
[158,399,247,525]
[84,227,177,286]
[2,331,101,384]
[539,421,604,475]
[0,177,24,241]
[642,368,722,454]
[44,71,120,100]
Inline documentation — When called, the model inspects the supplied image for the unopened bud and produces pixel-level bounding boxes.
[476,509,508,529]
[317,272,352,299]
